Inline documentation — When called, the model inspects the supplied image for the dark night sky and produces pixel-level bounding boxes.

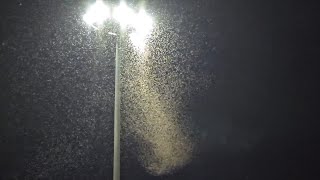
[0,0,318,179]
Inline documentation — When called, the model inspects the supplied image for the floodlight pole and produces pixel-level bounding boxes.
[83,2,153,180]
[114,34,121,180]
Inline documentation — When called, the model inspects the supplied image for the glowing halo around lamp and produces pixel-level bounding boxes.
[83,0,154,52]
[113,2,136,29]
[129,9,154,51]
[83,0,110,27]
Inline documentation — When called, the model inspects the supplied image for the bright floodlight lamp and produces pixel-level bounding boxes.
[112,2,136,29]
[83,0,110,28]
[129,9,154,51]
[83,1,154,50]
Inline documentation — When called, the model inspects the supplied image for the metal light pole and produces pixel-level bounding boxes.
[113,37,121,180]
[82,1,153,180]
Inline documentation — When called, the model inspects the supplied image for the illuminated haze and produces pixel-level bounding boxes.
[121,8,214,174]
[1,0,215,178]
